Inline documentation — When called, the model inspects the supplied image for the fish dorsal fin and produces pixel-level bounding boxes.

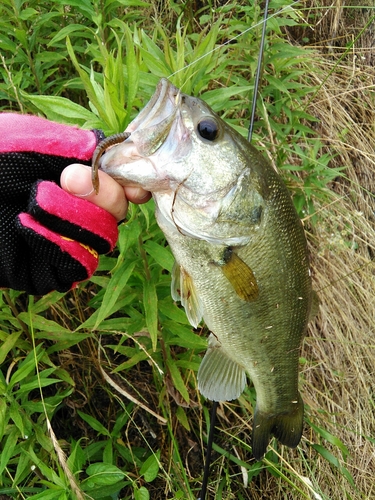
[198,334,247,401]
[220,247,259,302]
[171,262,203,328]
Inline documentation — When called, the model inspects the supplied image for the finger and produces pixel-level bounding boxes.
[124,186,152,205]
[60,164,128,222]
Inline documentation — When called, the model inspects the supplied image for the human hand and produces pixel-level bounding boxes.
[0,113,150,295]
[60,163,151,222]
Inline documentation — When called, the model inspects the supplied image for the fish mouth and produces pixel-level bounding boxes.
[99,78,186,174]
[126,78,181,138]
[127,79,182,157]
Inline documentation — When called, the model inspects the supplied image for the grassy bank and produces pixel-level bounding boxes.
[0,1,374,498]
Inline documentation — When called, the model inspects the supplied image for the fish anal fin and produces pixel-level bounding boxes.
[198,334,247,401]
[220,247,259,302]
[171,261,203,328]
[252,393,304,460]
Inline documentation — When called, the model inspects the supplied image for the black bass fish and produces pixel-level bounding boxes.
[94,78,313,460]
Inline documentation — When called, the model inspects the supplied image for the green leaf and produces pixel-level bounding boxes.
[118,219,142,257]
[164,320,207,350]
[54,0,95,19]
[12,449,33,489]
[93,260,136,329]
[8,345,44,388]
[144,240,174,273]
[0,330,22,364]
[202,85,251,111]
[65,37,107,126]
[312,443,338,465]
[18,313,86,351]
[308,420,349,460]
[22,489,66,499]
[167,358,189,404]
[134,486,150,500]
[140,451,160,482]
[139,32,171,77]
[34,423,54,453]
[0,398,8,440]
[116,0,151,5]
[15,376,62,394]
[264,74,291,94]
[28,291,66,314]
[176,406,190,431]
[158,300,190,325]
[48,24,93,46]
[0,426,19,476]
[37,331,90,353]
[66,439,86,475]
[124,24,139,118]
[112,349,148,373]
[18,7,38,20]
[9,400,26,436]
[143,281,158,351]
[84,462,125,488]
[77,411,110,437]
[19,92,96,126]
[18,313,71,335]
[312,444,355,487]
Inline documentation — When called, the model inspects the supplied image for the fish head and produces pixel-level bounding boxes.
[100,78,265,243]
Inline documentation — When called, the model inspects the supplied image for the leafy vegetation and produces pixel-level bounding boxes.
[0,0,374,499]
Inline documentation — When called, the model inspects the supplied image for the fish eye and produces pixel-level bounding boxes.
[197,119,219,141]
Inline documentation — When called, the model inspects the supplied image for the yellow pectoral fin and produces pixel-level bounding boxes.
[221,248,259,302]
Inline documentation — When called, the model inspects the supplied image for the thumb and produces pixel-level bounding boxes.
[60,163,128,221]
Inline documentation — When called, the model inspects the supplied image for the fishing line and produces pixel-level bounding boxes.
[168,1,300,79]
[248,0,270,143]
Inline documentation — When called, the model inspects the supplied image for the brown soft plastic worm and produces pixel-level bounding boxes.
[91,132,131,193]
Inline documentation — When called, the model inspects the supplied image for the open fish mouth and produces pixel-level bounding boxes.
[126,78,181,136]
[91,79,183,192]
[127,79,182,157]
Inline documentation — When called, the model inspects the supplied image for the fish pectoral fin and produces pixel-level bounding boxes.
[198,334,247,401]
[171,261,203,328]
[219,247,259,302]
[252,393,304,460]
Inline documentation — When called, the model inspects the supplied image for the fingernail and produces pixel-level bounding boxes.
[62,164,95,197]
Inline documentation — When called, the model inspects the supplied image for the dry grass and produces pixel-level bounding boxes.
[292,4,375,497]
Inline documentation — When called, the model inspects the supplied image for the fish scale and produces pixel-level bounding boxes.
[96,78,313,460]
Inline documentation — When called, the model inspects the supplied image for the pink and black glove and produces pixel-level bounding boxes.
[0,113,118,295]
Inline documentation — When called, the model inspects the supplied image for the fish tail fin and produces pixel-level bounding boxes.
[252,393,304,460]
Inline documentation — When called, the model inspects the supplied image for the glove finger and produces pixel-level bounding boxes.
[28,180,118,254]
[17,213,99,294]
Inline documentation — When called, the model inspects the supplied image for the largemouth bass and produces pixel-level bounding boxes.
[95,78,313,460]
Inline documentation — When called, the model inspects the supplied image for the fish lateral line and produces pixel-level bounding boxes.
[91,132,131,194]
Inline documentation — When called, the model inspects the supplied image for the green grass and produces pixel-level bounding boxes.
[0,0,374,498]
